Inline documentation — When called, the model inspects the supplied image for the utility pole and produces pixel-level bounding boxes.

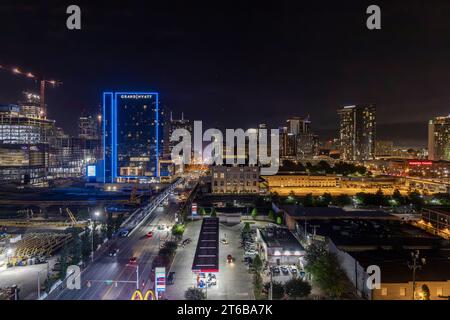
[136,265,139,290]
[408,250,426,300]
[269,269,273,300]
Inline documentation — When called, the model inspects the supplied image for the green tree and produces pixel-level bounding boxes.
[321,193,333,206]
[80,229,92,263]
[251,254,263,274]
[199,207,206,216]
[251,208,258,219]
[264,281,285,299]
[253,273,263,299]
[305,251,348,298]
[276,216,282,225]
[268,210,275,221]
[242,222,251,234]
[57,243,70,280]
[303,193,314,207]
[172,223,186,237]
[421,284,431,300]
[334,194,352,207]
[408,190,425,210]
[284,278,312,299]
[69,234,82,266]
[210,207,217,217]
[184,287,206,300]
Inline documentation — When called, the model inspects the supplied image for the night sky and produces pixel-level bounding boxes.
[1,0,450,146]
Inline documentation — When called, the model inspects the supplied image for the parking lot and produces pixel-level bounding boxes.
[165,220,253,300]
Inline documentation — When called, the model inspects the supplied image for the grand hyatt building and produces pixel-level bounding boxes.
[102,92,163,183]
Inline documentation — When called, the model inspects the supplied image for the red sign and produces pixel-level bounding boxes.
[408,161,432,166]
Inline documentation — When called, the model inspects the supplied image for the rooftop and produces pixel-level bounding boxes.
[352,250,450,283]
[278,204,394,220]
[259,226,304,251]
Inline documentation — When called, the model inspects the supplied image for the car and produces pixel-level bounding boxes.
[220,238,229,245]
[299,270,306,278]
[167,272,176,285]
[290,267,298,275]
[129,256,137,264]
[281,266,289,275]
[146,231,153,238]
[227,254,233,263]
[119,230,129,238]
[181,238,191,246]
[271,267,280,275]
[109,248,119,257]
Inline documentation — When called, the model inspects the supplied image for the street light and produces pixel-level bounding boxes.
[408,250,426,300]
[91,210,102,262]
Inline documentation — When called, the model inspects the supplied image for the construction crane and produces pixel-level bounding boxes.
[0,63,62,117]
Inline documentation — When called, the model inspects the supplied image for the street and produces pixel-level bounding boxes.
[46,197,180,300]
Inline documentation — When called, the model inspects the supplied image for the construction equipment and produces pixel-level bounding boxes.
[66,208,78,227]
[14,232,72,258]
[0,64,62,117]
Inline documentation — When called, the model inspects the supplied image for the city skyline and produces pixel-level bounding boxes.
[1,1,450,146]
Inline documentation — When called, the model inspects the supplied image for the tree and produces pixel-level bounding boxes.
[302,193,314,207]
[392,189,404,205]
[106,211,114,239]
[57,243,70,280]
[321,193,333,206]
[210,207,217,217]
[276,216,282,225]
[284,278,312,299]
[69,234,82,266]
[268,210,275,221]
[251,208,258,219]
[408,190,424,210]
[305,251,348,298]
[421,284,430,300]
[172,224,185,237]
[251,254,263,274]
[264,281,285,299]
[199,207,206,216]
[80,229,92,263]
[334,194,352,207]
[242,222,251,234]
[185,287,206,300]
[253,273,263,299]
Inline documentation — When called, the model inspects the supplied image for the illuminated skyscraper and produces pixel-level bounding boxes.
[102,92,162,182]
[428,115,450,161]
[337,104,376,161]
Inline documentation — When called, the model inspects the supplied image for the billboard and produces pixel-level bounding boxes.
[155,267,165,299]
[87,165,96,177]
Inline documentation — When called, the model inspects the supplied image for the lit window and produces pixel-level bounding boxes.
[400,288,406,296]
[437,287,443,296]
[381,288,388,296]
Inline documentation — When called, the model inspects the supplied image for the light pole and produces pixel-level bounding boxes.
[408,250,426,300]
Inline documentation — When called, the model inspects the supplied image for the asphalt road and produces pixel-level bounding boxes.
[47,197,181,300]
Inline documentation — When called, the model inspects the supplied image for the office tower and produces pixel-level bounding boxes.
[286,117,311,135]
[102,92,162,182]
[0,103,54,186]
[428,115,450,161]
[279,126,297,160]
[167,112,192,159]
[337,104,376,161]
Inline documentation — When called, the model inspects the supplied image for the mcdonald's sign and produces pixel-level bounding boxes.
[130,289,156,300]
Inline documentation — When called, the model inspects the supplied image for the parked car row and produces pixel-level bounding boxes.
[271,265,305,278]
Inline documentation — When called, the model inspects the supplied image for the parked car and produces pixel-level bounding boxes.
[220,238,229,245]
[167,272,176,285]
[109,248,119,257]
[290,266,298,275]
[271,266,280,275]
[281,266,289,275]
[227,254,233,263]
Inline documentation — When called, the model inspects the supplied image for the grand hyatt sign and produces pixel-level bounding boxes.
[120,94,153,99]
